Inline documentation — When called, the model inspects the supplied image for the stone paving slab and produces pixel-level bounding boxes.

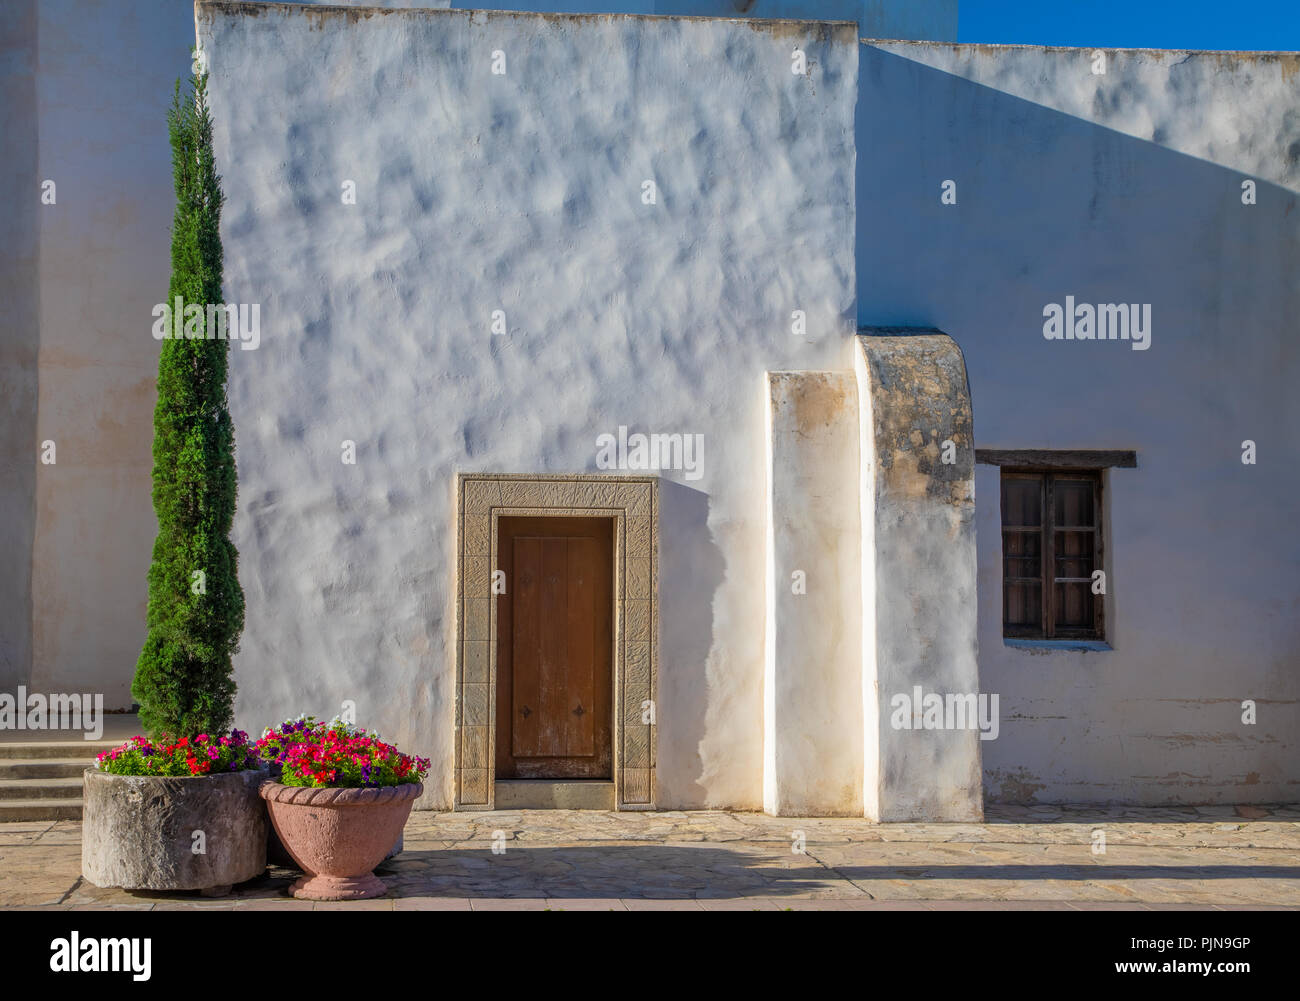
[1,806,1297,910]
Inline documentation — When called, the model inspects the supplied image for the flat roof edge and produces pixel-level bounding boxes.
[860,36,1300,58]
[196,1,859,31]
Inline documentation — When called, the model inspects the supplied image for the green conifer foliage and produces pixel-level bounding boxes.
[132,73,244,740]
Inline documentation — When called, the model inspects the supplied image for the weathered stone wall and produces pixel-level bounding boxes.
[856,332,980,821]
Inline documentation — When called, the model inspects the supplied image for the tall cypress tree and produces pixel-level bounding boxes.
[132,73,244,740]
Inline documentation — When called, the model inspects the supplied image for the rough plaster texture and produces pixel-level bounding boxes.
[3,0,941,715]
[199,2,858,810]
[763,372,862,816]
[0,0,319,704]
[855,333,980,821]
[0,0,915,707]
[858,42,1300,803]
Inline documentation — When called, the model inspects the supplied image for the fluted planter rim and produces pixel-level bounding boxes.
[259,780,422,807]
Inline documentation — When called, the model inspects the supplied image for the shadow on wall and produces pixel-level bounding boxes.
[856,47,1300,804]
[857,45,1300,339]
[0,0,39,693]
[656,478,725,808]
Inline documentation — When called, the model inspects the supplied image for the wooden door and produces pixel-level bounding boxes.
[496,516,613,779]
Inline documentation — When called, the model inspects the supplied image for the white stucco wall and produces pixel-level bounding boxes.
[857,42,1300,803]
[199,2,858,809]
[5,0,921,710]
[0,0,40,695]
[22,0,195,706]
[7,0,376,707]
[764,372,863,816]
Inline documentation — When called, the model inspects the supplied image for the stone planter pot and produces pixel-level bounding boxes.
[261,781,421,900]
[82,767,268,894]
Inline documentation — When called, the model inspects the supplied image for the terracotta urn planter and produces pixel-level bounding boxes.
[268,825,404,868]
[263,763,404,867]
[260,781,421,900]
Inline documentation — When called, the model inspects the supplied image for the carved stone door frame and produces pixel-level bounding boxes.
[454,474,658,811]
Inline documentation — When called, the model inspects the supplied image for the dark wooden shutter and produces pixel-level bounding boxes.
[1001,469,1103,640]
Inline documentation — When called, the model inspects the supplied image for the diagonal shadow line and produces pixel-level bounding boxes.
[803,847,876,899]
[859,42,1300,200]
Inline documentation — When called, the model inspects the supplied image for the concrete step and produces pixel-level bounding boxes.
[0,777,85,800]
[0,758,90,780]
[0,798,82,821]
[0,724,134,820]
[0,741,121,760]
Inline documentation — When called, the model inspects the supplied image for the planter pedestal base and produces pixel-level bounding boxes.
[290,872,387,901]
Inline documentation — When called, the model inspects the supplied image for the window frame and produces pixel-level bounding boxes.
[999,467,1105,642]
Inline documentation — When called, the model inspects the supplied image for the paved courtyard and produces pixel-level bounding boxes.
[2,804,1298,910]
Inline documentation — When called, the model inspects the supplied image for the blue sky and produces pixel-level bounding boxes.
[959,0,1300,51]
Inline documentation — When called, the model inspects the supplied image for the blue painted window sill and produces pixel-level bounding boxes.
[1004,638,1112,652]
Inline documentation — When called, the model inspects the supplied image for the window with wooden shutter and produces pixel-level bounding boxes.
[1000,469,1104,640]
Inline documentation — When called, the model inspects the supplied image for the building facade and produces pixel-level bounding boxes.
[3,0,1297,815]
